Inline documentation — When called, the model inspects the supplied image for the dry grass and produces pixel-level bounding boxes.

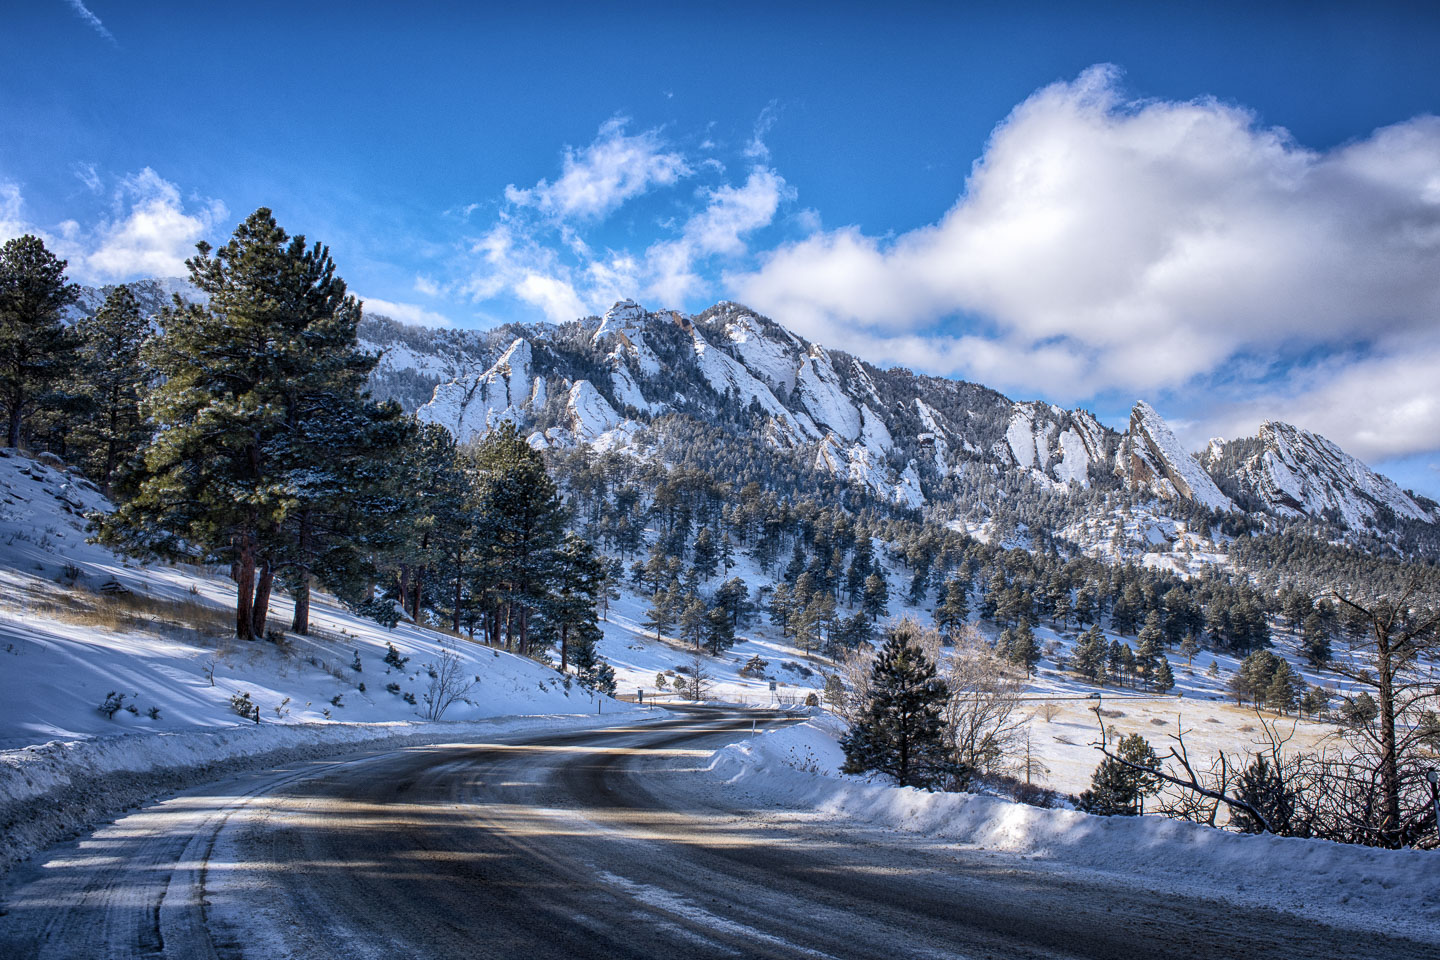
[6,578,233,645]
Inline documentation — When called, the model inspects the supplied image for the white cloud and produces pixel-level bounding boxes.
[729,64,1440,412]
[505,117,691,222]
[0,170,225,283]
[83,168,226,281]
[63,0,115,44]
[0,182,26,242]
[645,167,790,303]
[72,162,102,193]
[360,296,453,328]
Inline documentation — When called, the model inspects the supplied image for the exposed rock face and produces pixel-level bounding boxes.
[1204,421,1438,530]
[68,279,1439,543]
[1116,402,1235,512]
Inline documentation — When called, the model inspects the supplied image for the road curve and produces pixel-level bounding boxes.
[1,706,1434,960]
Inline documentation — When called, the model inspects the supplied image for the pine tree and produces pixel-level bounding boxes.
[643,582,679,641]
[69,284,147,492]
[1231,754,1294,835]
[1135,612,1164,688]
[0,235,79,449]
[1074,625,1108,683]
[840,621,951,788]
[1152,655,1175,694]
[704,605,735,655]
[100,210,350,640]
[935,577,970,638]
[472,421,566,655]
[570,622,616,696]
[1077,733,1160,816]
[1005,619,1040,676]
[1300,611,1331,667]
[691,526,719,580]
[862,572,889,622]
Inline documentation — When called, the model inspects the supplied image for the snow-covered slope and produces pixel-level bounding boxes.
[1205,421,1438,531]
[0,450,636,753]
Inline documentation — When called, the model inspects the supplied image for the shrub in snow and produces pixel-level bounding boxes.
[229,691,260,724]
[330,694,344,708]
[98,691,126,718]
[385,682,401,695]
[147,706,161,720]
[383,643,409,671]
[350,651,363,673]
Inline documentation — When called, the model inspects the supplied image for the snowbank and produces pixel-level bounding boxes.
[708,715,1440,942]
[0,709,657,876]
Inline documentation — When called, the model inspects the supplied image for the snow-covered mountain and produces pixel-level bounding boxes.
[1202,421,1439,531]
[65,283,1440,548]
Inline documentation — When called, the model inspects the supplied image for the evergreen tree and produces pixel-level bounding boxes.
[1300,611,1331,667]
[69,284,148,492]
[0,235,78,449]
[862,572,890,622]
[703,605,736,655]
[100,210,352,640]
[1152,655,1175,694]
[570,622,616,696]
[840,621,952,788]
[691,526,719,579]
[935,577,970,638]
[1077,733,1161,816]
[1135,612,1164,688]
[643,582,679,641]
[1004,620,1040,676]
[472,421,567,655]
[1231,755,1295,835]
[1074,625,1109,683]
[542,533,604,671]
[713,577,751,627]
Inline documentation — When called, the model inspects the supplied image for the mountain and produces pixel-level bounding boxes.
[1201,422,1439,531]
[360,298,1438,548]
[65,282,1440,552]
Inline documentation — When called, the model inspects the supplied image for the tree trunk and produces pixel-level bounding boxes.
[1377,633,1401,844]
[235,534,256,641]
[7,399,22,449]
[252,559,274,639]
[411,569,423,622]
[453,573,462,634]
[560,623,569,672]
[291,574,311,634]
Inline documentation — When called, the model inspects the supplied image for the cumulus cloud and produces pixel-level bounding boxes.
[729,64,1440,415]
[646,167,791,303]
[360,296,453,328]
[504,117,691,222]
[82,168,227,281]
[0,170,225,283]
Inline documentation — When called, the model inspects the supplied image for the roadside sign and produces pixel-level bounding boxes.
[769,681,777,691]
[637,689,644,703]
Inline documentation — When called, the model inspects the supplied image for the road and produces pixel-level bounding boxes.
[1,706,1434,959]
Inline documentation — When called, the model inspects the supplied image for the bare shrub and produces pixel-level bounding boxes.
[421,646,474,720]
[943,624,1024,782]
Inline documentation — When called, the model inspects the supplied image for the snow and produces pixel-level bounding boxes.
[795,348,861,441]
[708,715,1440,943]
[593,299,662,376]
[690,327,817,444]
[610,362,661,415]
[0,450,647,873]
[416,337,535,443]
[719,309,800,396]
[1241,421,1437,530]
[1054,427,1092,485]
[1005,410,1037,469]
[565,379,622,442]
[1120,402,1235,512]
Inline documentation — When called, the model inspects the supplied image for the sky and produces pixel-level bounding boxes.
[4,1,1440,496]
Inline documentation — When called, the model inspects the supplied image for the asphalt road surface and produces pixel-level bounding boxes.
[1,706,1434,959]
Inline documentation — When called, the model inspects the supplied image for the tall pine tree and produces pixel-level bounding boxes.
[840,621,951,789]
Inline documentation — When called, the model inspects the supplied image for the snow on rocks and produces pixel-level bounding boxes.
[564,379,622,442]
[1116,401,1235,512]
[708,716,1440,944]
[417,337,536,443]
[690,327,818,445]
[796,347,861,441]
[592,299,662,376]
[716,306,802,397]
[1231,421,1438,530]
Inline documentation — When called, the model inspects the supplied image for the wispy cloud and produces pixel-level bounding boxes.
[63,0,116,45]
[504,117,691,222]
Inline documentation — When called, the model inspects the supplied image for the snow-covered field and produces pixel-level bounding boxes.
[707,714,1440,944]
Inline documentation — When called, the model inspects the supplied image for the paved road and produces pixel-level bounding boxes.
[1,706,1434,959]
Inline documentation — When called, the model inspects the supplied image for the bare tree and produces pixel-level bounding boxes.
[687,648,712,703]
[422,646,474,720]
[1329,576,1440,845]
[943,625,1024,782]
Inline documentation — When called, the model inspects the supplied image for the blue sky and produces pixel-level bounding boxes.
[5,1,1440,495]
